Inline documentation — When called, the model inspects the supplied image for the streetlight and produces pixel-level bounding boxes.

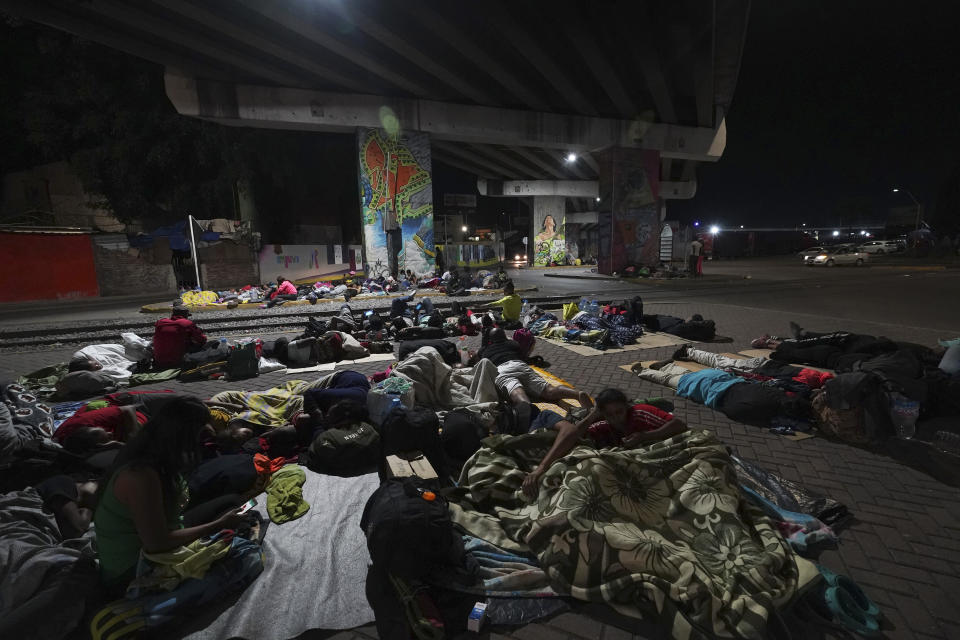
[739,225,744,229]
[461,225,468,232]
[565,152,577,163]
[595,196,601,202]
[709,225,720,235]
[832,230,840,237]
[892,188,922,231]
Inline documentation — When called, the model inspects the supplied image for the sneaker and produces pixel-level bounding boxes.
[672,344,691,361]
[649,359,673,370]
[751,335,771,349]
[789,321,803,339]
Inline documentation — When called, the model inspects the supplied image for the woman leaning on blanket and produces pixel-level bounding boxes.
[522,389,688,498]
[94,396,248,592]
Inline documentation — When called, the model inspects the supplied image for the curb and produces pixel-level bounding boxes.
[138,287,537,314]
[542,273,619,281]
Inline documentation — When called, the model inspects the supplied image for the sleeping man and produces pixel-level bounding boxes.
[522,388,687,498]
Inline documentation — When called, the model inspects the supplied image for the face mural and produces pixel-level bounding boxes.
[532,201,566,266]
[357,128,435,277]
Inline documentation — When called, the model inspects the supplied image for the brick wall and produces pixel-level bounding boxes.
[198,240,260,290]
[93,246,177,297]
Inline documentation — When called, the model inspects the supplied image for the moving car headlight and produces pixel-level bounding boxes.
[514,254,520,260]
[814,254,828,261]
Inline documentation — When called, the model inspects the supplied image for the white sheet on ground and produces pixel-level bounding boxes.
[183,470,379,640]
[73,344,136,383]
[391,346,499,409]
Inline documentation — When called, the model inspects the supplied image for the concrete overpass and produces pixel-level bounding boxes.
[2,0,751,272]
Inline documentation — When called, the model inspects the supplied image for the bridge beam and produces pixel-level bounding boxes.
[165,71,727,161]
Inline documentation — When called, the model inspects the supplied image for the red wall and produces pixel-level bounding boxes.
[0,232,99,302]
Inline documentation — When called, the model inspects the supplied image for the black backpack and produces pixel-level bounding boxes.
[379,408,446,479]
[304,317,328,338]
[442,409,487,473]
[360,477,467,580]
[305,422,381,476]
[624,295,644,325]
[398,339,459,365]
[226,342,259,381]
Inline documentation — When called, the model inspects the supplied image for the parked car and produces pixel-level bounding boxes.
[805,246,869,266]
[857,240,902,254]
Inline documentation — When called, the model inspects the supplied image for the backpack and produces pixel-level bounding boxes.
[442,409,487,472]
[226,342,259,381]
[379,408,446,479]
[304,317,328,338]
[360,477,467,580]
[305,422,381,476]
[625,295,644,325]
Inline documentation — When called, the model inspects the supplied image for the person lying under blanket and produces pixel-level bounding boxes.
[522,388,687,497]
[750,322,943,371]
[631,357,814,428]
[469,327,592,427]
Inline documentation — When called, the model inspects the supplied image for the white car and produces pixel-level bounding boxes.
[857,240,902,254]
[805,246,869,266]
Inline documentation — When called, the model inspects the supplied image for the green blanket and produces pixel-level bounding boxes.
[448,429,806,639]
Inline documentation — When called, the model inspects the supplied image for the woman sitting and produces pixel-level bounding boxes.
[94,397,246,591]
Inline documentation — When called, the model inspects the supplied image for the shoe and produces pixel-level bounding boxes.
[789,321,803,339]
[649,359,673,370]
[751,335,771,349]
[630,362,645,374]
[672,344,691,361]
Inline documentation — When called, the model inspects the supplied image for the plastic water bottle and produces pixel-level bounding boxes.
[590,300,600,317]
[387,396,404,417]
[219,337,228,348]
[459,336,470,365]
[889,392,919,439]
[521,299,530,317]
[579,297,589,312]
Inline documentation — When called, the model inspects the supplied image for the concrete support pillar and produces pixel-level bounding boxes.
[356,128,435,277]
[530,196,565,266]
[596,148,662,274]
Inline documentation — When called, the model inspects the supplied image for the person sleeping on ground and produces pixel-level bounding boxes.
[631,358,814,428]
[522,388,687,498]
[55,392,252,454]
[469,327,592,426]
[93,396,248,592]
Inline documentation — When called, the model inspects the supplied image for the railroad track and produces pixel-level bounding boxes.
[0,295,584,350]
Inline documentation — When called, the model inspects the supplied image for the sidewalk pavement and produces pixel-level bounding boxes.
[3,300,958,640]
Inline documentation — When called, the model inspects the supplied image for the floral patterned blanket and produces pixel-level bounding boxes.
[448,429,812,639]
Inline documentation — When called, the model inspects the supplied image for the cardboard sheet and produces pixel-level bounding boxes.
[543,331,691,357]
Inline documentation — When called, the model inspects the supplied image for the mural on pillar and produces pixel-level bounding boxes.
[597,149,661,273]
[357,128,435,276]
[532,202,566,266]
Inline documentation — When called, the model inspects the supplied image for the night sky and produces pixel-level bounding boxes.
[668,1,960,229]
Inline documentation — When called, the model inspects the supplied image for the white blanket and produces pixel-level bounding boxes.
[73,344,136,383]
[184,471,379,639]
[392,347,500,410]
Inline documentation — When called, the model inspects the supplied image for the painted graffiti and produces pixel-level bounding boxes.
[357,128,435,275]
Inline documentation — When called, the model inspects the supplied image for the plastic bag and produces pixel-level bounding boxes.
[121,332,152,361]
[562,303,579,321]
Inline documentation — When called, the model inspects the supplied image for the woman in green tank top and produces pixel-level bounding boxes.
[94,396,247,589]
